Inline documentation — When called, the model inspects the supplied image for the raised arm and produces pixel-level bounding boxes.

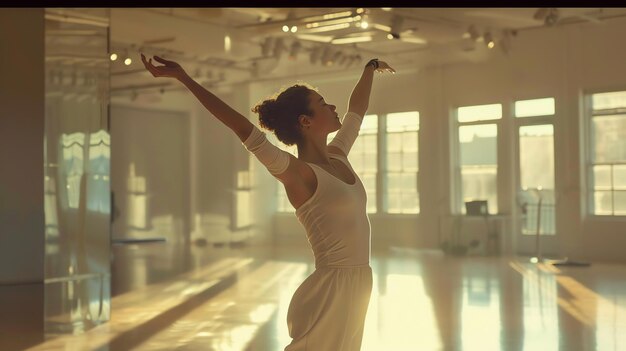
[141,54,253,142]
[329,59,396,157]
[347,58,396,117]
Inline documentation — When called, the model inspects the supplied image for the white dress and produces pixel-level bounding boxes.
[285,153,372,351]
[243,112,372,350]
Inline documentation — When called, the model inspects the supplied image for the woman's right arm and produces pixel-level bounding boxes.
[141,54,304,184]
[141,54,253,142]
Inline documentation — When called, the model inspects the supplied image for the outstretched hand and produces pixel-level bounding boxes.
[374,60,396,74]
[141,53,187,80]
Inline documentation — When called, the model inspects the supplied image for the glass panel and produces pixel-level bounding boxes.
[461,165,498,214]
[613,165,626,189]
[388,190,402,213]
[614,191,626,215]
[515,97,555,117]
[591,115,626,163]
[388,154,402,171]
[386,111,419,132]
[402,133,418,151]
[365,153,377,172]
[519,125,555,190]
[44,8,111,334]
[388,173,402,190]
[387,133,402,152]
[403,152,418,171]
[402,192,419,213]
[593,191,613,215]
[457,103,502,122]
[364,134,377,149]
[459,124,497,166]
[235,191,250,228]
[593,165,612,190]
[402,173,417,190]
[592,91,626,110]
[360,114,378,134]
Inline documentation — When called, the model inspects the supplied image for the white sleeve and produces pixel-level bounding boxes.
[328,111,363,156]
[242,125,291,176]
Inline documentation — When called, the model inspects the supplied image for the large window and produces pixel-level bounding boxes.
[515,97,556,235]
[456,103,501,214]
[278,112,421,215]
[588,91,626,216]
[385,112,419,214]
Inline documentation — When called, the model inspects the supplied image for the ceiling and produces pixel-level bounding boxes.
[44,8,626,99]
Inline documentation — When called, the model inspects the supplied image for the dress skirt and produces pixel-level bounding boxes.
[284,264,373,351]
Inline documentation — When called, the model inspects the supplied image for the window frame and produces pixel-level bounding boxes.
[585,88,626,218]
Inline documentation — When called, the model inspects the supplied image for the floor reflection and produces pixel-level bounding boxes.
[17,245,626,351]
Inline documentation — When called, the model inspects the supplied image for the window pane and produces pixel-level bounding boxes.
[365,134,377,149]
[388,173,402,190]
[402,133,418,151]
[387,111,419,132]
[388,153,402,172]
[458,103,502,122]
[360,114,378,134]
[402,173,417,191]
[401,193,419,213]
[461,165,498,214]
[519,125,554,190]
[592,91,626,110]
[593,191,613,215]
[591,115,626,163]
[515,97,555,117]
[459,124,497,165]
[388,190,402,213]
[615,165,626,189]
[403,152,418,171]
[365,153,377,172]
[593,165,612,189]
[388,133,402,152]
[615,191,626,215]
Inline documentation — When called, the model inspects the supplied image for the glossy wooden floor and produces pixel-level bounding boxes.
[23,245,626,351]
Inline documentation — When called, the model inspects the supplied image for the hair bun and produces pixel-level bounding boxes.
[253,99,278,131]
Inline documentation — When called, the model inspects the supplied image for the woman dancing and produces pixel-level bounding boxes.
[141,52,395,350]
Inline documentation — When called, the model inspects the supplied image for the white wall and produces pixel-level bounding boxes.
[246,17,626,263]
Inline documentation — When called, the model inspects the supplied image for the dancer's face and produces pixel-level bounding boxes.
[300,91,341,135]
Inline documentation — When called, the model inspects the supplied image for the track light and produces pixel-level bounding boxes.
[290,25,298,33]
[123,50,132,65]
[110,53,118,61]
[484,32,495,49]
[282,25,289,32]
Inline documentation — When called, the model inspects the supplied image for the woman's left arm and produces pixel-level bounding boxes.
[347,59,395,117]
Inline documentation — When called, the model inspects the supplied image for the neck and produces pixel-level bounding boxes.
[297,135,330,164]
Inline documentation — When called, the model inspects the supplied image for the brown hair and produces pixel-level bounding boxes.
[251,83,317,146]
